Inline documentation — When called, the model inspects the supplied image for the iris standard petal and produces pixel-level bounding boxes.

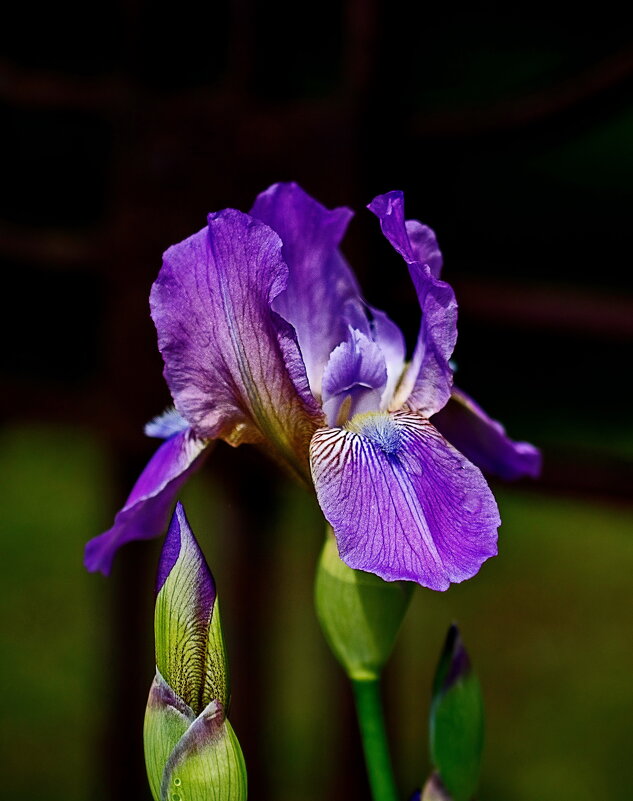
[432,388,542,480]
[321,327,387,424]
[309,411,499,590]
[367,305,406,409]
[368,192,457,417]
[84,430,209,574]
[250,182,362,398]
[151,208,324,482]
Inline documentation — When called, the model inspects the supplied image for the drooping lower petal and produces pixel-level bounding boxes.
[321,327,387,424]
[150,209,324,482]
[250,182,361,398]
[368,192,457,416]
[84,429,209,575]
[432,388,542,480]
[309,411,499,590]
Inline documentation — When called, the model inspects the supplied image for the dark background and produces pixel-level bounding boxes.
[2,5,632,801]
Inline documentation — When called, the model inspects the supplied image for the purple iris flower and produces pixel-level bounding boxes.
[85,183,540,589]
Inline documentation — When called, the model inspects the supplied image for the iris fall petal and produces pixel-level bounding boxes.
[84,429,209,574]
[310,411,500,590]
[432,388,542,480]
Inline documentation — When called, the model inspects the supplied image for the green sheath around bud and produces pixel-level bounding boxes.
[315,527,413,680]
[144,502,247,801]
[429,625,483,801]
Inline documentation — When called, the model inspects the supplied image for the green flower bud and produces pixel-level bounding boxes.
[315,527,413,680]
[429,625,483,801]
[144,503,247,801]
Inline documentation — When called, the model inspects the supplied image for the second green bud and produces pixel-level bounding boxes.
[315,527,414,680]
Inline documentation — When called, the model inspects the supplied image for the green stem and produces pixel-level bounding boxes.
[351,677,399,801]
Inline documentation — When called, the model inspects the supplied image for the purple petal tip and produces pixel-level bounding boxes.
[156,501,215,600]
[367,190,404,217]
[435,624,472,696]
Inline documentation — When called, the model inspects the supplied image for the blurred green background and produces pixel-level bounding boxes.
[2,428,632,801]
[2,6,633,800]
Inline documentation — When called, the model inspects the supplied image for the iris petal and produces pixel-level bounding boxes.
[84,429,209,574]
[145,407,190,439]
[321,327,387,424]
[150,208,324,482]
[368,192,457,417]
[367,305,406,409]
[432,388,542,480]
[310,411,499,590]
[250,182,362,397]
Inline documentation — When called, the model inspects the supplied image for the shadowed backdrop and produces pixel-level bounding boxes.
[1,5,632,800]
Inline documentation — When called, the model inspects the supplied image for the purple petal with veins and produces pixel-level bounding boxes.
[310,411,499,590]
[84,429,209,575]
[432,387,542,480]
[404,220,444,278]
[368,192,457,417]
[150,208,323,481]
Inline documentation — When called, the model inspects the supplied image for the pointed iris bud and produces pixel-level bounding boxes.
[429,625,484,801]
[315,527,413,680]
[144,502,247,801]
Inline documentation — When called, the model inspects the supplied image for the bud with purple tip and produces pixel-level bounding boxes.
[144,502,246,801]
[427,624,484,801]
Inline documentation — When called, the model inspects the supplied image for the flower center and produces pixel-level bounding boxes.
[345,411,401,455]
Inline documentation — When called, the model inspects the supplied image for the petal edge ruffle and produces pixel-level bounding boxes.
[368,192,457,417]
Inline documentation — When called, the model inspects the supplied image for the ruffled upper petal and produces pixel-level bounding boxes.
[310,411,499,590]
[368,192,457,417]
[432,388,542,480]
[250,182,362,398]
[150,208,324,482]
[84,429,209,574]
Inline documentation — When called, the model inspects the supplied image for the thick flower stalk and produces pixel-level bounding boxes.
[86,183,540,589]
[144,502,246,801]
[315,528,413,801]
